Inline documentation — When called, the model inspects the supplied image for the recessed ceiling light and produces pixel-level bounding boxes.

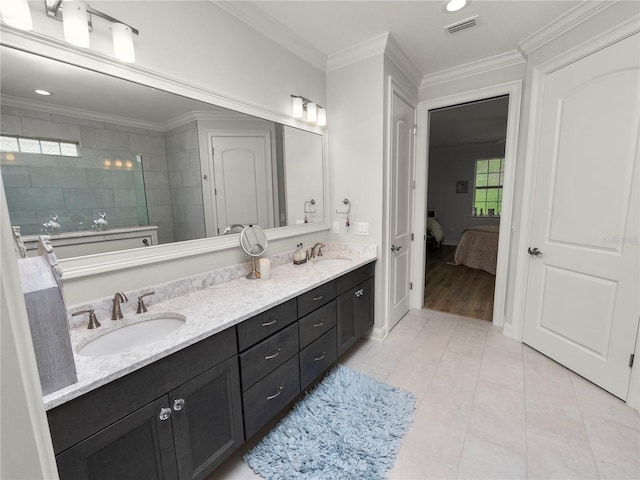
[34,89,52,96]
[446,0,468,12]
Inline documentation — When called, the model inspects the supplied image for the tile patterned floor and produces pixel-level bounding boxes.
[206,309,640,479]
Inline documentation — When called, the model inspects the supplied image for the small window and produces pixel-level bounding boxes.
[474,158,504,216]
[0,134,79,157]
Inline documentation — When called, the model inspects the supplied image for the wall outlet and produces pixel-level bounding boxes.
[332,221,340,233]
[354,222,369,235]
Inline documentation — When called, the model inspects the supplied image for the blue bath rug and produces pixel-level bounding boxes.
[243,364,416,480]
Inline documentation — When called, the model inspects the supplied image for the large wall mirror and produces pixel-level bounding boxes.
[0,45,326,261]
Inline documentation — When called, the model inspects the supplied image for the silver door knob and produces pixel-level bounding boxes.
[528,247,542,256]
[391,245,402,252]
[173,398,185,411]
[159,407,172,421]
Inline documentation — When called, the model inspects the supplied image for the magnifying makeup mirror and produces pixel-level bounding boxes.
[239,225,268,279]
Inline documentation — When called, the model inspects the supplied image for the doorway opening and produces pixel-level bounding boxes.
[424,95,509,321]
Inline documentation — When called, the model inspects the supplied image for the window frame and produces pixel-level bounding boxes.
[473,157,504,217]
[0,134,80,157]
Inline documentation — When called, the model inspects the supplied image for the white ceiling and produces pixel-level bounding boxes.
[218,0,582,76]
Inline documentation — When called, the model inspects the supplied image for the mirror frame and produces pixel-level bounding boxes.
[1,31,329,280]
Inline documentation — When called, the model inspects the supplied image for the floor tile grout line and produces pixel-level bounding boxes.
[568,373,604,479]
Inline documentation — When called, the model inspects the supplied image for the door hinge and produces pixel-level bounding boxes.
[214,188,217,196]
[410,282,413,290]
[412,179,416,189]
[412,125,417,135]
[630,353,635,368]
[411,233,414,241]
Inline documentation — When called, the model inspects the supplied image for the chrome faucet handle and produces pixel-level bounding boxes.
[136,291,156,314]
[72,309,101,329]
[111,292,129,320]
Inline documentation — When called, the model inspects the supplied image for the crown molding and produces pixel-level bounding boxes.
[326,32,389,72]
[385,34,422,89]
[518,0,616,56]
[420,50,525,89]
[211,0,327,72]
[0,95,165,131]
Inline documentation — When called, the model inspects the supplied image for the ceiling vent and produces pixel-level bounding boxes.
[444,15,479,34]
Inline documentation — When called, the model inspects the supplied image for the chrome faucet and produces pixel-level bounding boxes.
[310,242,325,259]
[111,292,129,320]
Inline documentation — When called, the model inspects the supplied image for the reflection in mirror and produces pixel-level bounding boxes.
[0,46,325,259]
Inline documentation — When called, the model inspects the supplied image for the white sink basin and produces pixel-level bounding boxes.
[312,256,352,267]
[77,314,186,358]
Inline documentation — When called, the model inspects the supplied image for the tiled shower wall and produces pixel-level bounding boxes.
[0,105,177,243]
[166,121,205,242]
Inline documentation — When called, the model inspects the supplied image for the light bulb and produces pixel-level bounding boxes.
[292,97,303,118]
[306,103,317,122]
[0,0,33,30]
[63,1,90,48]
[317,108,327,126]
[446,0,467,12]
[112,23,135,63]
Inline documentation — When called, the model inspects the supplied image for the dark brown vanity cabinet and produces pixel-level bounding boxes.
[336,262,375,356]
[50,327,244,480]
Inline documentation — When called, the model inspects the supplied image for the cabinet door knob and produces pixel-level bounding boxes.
[355,289,364,297]
[173,398,185,411]
[261,319,278,327]
[314,352,326,362]
[159,407,172,421]
[313,321,325,328]
[312,295,324,301]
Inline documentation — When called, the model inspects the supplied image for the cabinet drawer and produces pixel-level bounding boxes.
[242,355,300,439]
[337,262,375,295]
[239,323,298,391]
[297,281,336,317]
[236,299,297,352]
[298,300,336,349]
[299,328,337,390]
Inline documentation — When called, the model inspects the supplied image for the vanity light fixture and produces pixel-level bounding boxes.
[290,95,327,126]
[0,0,33,30]
[44,0,139,62]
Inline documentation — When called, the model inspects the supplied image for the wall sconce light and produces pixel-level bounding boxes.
[44,0,139,63]
[0,0,33,30]
[291,95,327,127]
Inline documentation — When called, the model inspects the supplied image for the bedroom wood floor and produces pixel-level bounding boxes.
[424,245,495,322]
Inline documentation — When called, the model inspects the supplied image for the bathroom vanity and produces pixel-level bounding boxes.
[45,250,376,480]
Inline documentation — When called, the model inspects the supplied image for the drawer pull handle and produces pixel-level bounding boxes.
[173,398,185,411]
[159,407,172,421]
[262,319,278,327]
[313,321,325,328]
[264,349,281,360]
[266,386,284,400]
[314,352,326,362]
[312,295,324,301]
[355,289,364,297]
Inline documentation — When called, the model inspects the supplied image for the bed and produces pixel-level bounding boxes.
[453,225,499,275]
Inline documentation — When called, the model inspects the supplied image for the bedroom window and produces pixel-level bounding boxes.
[0,134,79,157]
[474,158,503,216]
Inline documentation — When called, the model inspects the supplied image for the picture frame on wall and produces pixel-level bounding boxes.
[456,180,468,194]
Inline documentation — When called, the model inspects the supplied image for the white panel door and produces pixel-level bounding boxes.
[523,34,640,399]
[210,134,274,234]
[389,92,415,330]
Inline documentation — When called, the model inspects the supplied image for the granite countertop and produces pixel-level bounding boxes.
[44,246,377,411]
